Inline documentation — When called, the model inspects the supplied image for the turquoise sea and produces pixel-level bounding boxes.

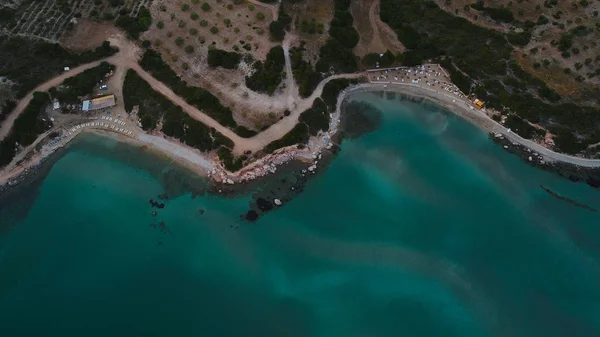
[1,93,600,337]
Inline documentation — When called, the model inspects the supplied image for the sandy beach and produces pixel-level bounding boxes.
[4,65,600,193]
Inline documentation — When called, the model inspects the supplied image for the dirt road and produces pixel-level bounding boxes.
[367,0,404,54]
[3,34,599,173]
[0,32,363,156]
[0,58,109,140]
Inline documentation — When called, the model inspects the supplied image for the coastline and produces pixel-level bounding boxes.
[3,80,600,195]
[359,81,600,168]
[339,82,600,187]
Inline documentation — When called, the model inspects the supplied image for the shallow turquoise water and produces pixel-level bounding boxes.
[1,94,600,337]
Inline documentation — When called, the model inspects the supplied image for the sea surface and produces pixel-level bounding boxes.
[1,93,600,337]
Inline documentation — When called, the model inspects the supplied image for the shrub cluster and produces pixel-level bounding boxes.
[0,37,118,99]
[123,70,233,153]
[269,4,292,41]
[0,92,52,167]
[49,62,114,104]
[245,46,285,95]
[380,0,600,154]
[116,6,152,40]
[315,0,358,74]
[207,49,242,69]
[290,44,322,98]
[140,49,242,130]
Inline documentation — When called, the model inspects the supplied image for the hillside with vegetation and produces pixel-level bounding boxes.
[0,0,152,42]
[0,37,118,102]
[0,92,52,167]
[380,0,600,154]
[432,0,600,103]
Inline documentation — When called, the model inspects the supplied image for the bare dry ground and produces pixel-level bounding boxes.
[59,18,122,51]
[351,0,404,57]
[433,0,600,103]
[285,0,333,63]
[144,0,289,129]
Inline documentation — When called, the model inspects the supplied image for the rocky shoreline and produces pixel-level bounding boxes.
[490,133,600,189]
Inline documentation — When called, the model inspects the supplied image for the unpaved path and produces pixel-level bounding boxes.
[282,33,299,108]
[368,0,404,54]
[0,58,109,140]
[9,28,596,167]
[0,36,361,155]
[366,0,387,54]
[239,73,364,153]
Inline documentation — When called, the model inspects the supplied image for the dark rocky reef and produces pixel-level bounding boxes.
[340,100,383,140]
[491,134,600,190]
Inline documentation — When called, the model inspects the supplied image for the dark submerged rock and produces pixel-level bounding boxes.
[256,198,273,211]
[587,178,600,188]
[340,100,383,139]
[245,210,259,222]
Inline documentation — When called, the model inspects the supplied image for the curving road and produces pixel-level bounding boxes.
[349,82,600,168]
[0,58,109,140]
[4,34,597,167]
[0,39,361,155]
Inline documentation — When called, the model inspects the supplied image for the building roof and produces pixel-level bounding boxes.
[82,100,91,111]
[82,95,116,111]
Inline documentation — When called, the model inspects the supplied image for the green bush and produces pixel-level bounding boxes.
[207,49,242,68]
[245,46,285,94]
[264,123,309,153]
[315,0,358,74]
[218,147,244,171]
[299,98,329,136]
[116,6,152,40]
[290,45,322,97]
